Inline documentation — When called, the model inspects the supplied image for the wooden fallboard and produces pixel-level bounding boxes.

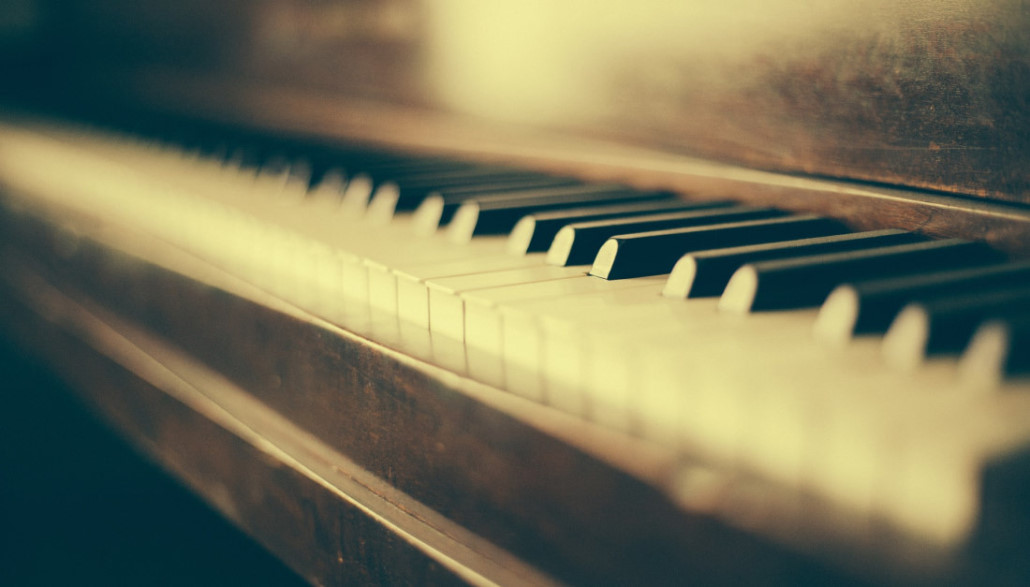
[3,0,1028,203]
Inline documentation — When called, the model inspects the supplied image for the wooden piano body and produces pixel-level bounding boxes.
[1,1,1029,584]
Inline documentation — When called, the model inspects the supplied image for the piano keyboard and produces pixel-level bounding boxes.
[3,117,1030,560]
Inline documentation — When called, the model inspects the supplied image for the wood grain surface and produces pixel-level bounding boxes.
[3,0,1027,202]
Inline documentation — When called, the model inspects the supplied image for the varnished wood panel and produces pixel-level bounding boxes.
[3,0,1027,202]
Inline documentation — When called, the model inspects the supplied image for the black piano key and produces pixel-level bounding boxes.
[210,132,349,184]
[662,229,926,299]
[293,158,339,191]
[549,206,790,267]
[222,131,366,179]
[447,185,675,243]
[225,144,267,174]
[351,161,495,210]
[259,156,312,188]
[370,167,554,219]
[338,172,379,211]
[508,199,736,255]
[961,312,1030,386]
[186,135,234,165]
[815,260,1030,344]
[358,157,473,178]
[307,168,349,205]
[302,145,414,188]
[234,141,389,186]
[719,239,1003,313]
[411,176,583,234]
[883,286,1030,370]
[590,215,846,280]
[389,166,547,191]
[254,140,358,190]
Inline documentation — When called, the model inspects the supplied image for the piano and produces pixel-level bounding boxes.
[1,1,1029,584]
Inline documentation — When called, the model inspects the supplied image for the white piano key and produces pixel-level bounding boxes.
[424,264,588,341]
[463,276,665,401]
[307,168,349,209]
[393,251,545,328]
[482,280,968,532]
[340,172,375,212]
[496,279,667,409]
